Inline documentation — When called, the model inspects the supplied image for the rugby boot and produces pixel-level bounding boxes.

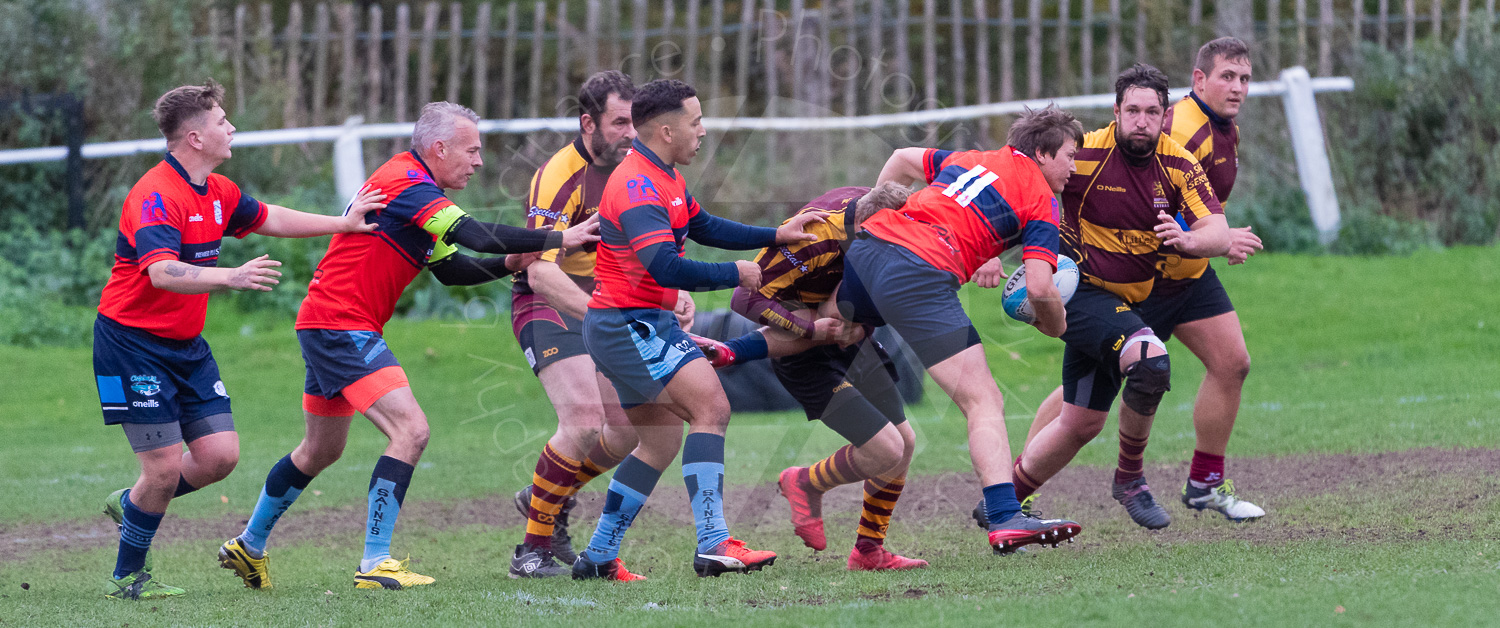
[508,543,570,579]
[512,486,579,563]
[103,488,154,573]
[571,555,647,581]
[693,538,777,577]
[971,494,1038,528]
[217,538,272,589]
[689,334,738,368]
[777,467,827,550]
[104,570,185,600]
[986,513,1082,554]
[1113,476,1172,530]
[353,558,435,590]
[1182,479,1266,522]
[846,545,928,571]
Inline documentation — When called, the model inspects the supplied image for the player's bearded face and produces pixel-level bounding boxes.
[1114,87,1165,157]
[588,93,636,168]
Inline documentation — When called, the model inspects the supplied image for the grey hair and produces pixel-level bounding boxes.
[411,101,480,152]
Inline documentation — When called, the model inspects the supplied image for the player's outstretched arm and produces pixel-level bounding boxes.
[147,255,281,295]
[427,207,598,255]
[430,251,537,286]
[875,147,928,186]
[255,186,387,238]
[1155,212,1231,258]
[1023,258,1066,338]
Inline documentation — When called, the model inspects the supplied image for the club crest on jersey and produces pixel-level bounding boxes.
[140,193,168,225]
[626,175,661,203]
[1152,181,1169,210]
[407,169,435,184]
[213,200,223,225]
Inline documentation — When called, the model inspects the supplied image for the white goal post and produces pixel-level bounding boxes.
[0,67,1348,242]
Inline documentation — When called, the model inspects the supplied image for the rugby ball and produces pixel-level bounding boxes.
[1001,256,1080,324]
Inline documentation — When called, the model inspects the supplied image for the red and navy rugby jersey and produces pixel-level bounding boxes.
[97,154,267,340]
[297,151,454,333]
[861,147,1060,280]
[590,141,711,311]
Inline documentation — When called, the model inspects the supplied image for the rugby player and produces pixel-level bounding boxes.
[97,80,388,600]
[839,105,1087,554]
[1016,40,1266,523]
[507,71,670,579]
[980,65,1231,531]
[728,183,928,570]
[570,79,825,581]
[217,102,598,591]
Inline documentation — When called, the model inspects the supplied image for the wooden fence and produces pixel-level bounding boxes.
[187,0,1498,130]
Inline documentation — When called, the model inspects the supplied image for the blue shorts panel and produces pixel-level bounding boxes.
[840,235,979,368]
[583,307,705,408]
[298,329,403,399]
[93,315,231,426]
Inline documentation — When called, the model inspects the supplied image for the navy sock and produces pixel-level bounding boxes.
[581,455,661,563]
[361,456,414,572]
[723,332,769,363]
[113,491,164,578]
[983,482,1022,526]
[173,475,198,498]
[682,432,730,552]
[238,454,316,556]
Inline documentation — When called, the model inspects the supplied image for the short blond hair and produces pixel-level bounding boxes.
[854,182,913,224]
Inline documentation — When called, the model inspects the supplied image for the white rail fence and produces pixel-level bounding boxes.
[0,67,1350,242]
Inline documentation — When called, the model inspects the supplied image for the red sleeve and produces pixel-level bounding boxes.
[1017,184,1061,269]
[922,149,956,184]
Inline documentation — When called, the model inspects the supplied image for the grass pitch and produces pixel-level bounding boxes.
[3,247,1500,625]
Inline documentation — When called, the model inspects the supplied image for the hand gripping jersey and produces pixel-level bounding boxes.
[514,136,611,295]
[1061,123,1223,304]
[860,147,1060,280]
[1156,93,1241,290]
[754,187,863,307]
[297,151,459,333]
[97,154,267,340]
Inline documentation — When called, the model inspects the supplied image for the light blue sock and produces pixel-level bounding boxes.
[237,454,314,556]
[581,456,660,563]
[682,433,730,553]
[360,456,413,572]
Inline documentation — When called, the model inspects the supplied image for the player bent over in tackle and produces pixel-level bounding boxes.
[726,183,927,570]
[976,65,1231,532]
[507,71,667,578]
[838,105,1086,555]
[97,80,388,600]
[217,102,598,591]
[571,80,825,581]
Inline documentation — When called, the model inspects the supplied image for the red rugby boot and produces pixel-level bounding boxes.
[777,467,827,550]
[847,545,928,571]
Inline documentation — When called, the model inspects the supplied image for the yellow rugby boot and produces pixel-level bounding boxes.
[354,558,435,590]
[218,538,272,589]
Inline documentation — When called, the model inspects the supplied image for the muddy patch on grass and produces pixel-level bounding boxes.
[5,447,1498,563]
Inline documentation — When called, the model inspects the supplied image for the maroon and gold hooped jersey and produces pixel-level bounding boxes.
[1156,94,1241,290]
[1061,124,1222,304]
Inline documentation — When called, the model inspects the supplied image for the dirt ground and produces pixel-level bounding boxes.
[5,447,1498,563]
